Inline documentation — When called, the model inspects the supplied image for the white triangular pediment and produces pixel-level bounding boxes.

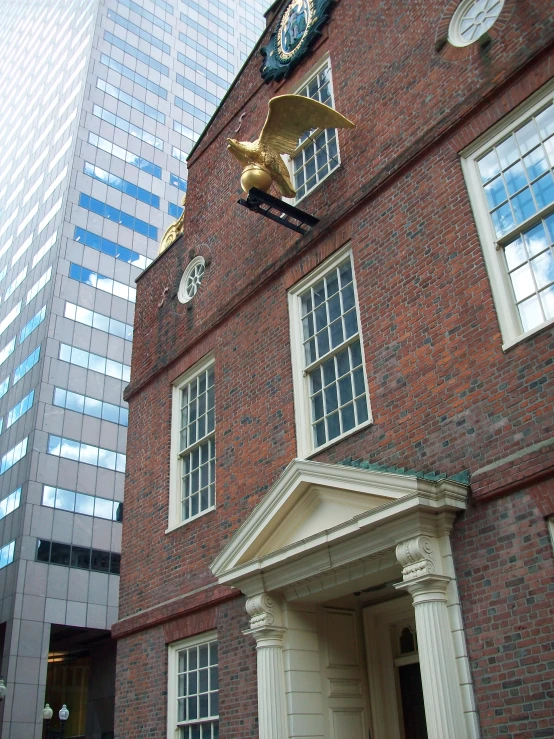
[211,459,421,578]
[256,485,394,557]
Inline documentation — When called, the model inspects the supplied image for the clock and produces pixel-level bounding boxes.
[260,0,334,83]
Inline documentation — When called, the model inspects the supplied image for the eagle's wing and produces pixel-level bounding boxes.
[258,95,354,155]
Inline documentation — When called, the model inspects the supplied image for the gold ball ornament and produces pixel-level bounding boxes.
[240,164,273,194]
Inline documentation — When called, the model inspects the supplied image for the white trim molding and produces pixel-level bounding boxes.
[167,352,215,532]
[210,458,479,739]
[461,79,554,349]
[288,245,373,458]
[166,630,219,739]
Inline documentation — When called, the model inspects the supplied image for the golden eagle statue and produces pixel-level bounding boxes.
[227,94,355,198]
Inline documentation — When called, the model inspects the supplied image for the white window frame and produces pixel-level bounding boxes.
[167,631,219,739]
[461,79,554,351]
[287,54,342,205]
[288,245,373,458]
[167,353,215,533]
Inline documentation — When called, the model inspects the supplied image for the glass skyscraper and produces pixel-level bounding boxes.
[0,0,267,735]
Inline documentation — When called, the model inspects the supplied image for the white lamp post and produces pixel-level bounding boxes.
[59,704,69,738]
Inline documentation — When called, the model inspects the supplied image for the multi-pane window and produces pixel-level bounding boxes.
[289,251,371,455]
[169,635,219,739]
[463,86,554,345]
[476,103,554,331]
[291,62,339,201]
[176,363,215,523]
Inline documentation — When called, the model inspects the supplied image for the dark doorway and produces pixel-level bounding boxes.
[398,662,428,739]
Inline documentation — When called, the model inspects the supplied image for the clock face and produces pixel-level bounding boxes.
[277,0,312,61]
[260,0,333,83]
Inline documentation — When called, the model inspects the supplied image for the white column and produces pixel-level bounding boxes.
[245,593,289,739]
[395,537,466,739]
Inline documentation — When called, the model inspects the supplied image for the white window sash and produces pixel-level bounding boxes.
[167,631,218,739]
[288,245,372,458]
[167,353,215,532]
[461,79,554,349]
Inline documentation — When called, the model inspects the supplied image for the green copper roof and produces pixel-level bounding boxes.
[339,458,470,485]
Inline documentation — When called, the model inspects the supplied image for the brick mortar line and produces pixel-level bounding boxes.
[472,437,554,476]
[113,586,239,639]
[115,580,218,624]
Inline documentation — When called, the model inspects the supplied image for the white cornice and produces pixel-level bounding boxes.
[211,459,468,595]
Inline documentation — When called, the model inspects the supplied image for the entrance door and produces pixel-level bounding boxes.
[319,607,372,739]
[363,598,428,739]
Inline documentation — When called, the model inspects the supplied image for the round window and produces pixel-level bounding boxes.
[448,0,505,47]
[178,256,206,304]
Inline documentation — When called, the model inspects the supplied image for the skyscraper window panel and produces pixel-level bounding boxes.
[0,377,9,400]
[173,120,196,141]
[103,32,170,76]
[53,387,129,427]
[150,0,174,14]
[172,147,188,163]
[69,264,137,303]
[78,194,158,240]
[4,267,28,301]
[47,434,126,473]
[38,197,63,233]
[64,302,133,341]
[11,233,33,267]
[42,485,123,521]
[106,10,171,54]
[100,55,169,100]
[88,132,163,178]
[176,53,230,91]
[53,110,77,145]
[0,541,15,570]
[0,488,21,522]
[16,203,38,236]
[169,202,184,218]
[6,390,34,428]
[97,80,166,124]
[48,138,73,173]
[0,303,22,338]
[43,166,68,203]
[13,346,40,385]
[25,267,52,305]
[0,437,28,476]
[74,226,151,270]
[180,2,234,34]
[170,173,188,192]
[175,74,220,107]
[203,0,234,17]
[32,231,57,269]
[92,105,164,150]
[19,306,46,344]
[117,0,173,33]
[175,96,211,124]
[178,33,234,72]
[36,539,121,575]
[0,338,16,368]
[83,163,161,207]
[59,342,131,382]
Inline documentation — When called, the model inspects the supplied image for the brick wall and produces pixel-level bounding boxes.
[115,0,554,736]
[114,596,257,739]
[453,490,554,737]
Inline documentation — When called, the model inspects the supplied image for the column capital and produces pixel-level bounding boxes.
[396,535,441,581]
[245,592,284,630]
[395,573,451,604]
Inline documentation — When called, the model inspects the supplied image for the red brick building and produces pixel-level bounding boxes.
[113,1,554,737]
